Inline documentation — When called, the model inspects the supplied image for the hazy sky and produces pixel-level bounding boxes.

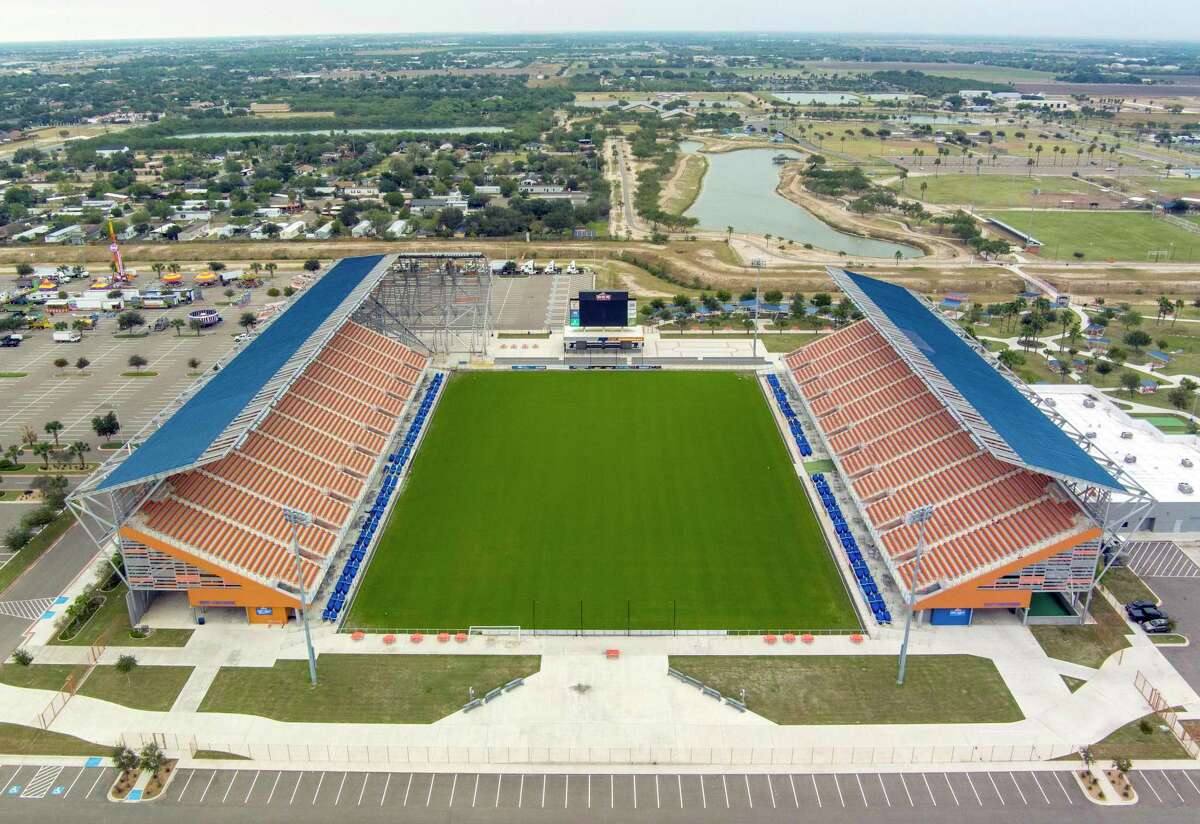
[4,1,1200,43]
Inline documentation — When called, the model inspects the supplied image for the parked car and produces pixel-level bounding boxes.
[1141,618,1171,634]
[1125,601,1164,622]
[0,334,21,347]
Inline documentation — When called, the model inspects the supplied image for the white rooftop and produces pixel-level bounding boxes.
[1033,385,1200,503]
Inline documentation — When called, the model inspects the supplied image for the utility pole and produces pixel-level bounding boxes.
[282,507,318,686]
[897,504,935,686]
[751,258,764,358]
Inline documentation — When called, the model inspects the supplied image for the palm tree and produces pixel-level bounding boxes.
[919,180,928,201]
[44,421,64,448]
[725,226,733,244]
[167,262,181,275]
[249,262,263,276]
[4,444,21,468]
[68,441,90,469]
[151,263,165,277]
[264,262,277,278]
[31,441,52,469]
[170,318,185,336]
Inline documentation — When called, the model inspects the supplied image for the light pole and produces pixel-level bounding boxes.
[751,258,764,358]
[897,504,935,686]
[282,507,318,686]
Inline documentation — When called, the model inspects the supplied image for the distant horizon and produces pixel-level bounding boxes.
[5,1,1200,45]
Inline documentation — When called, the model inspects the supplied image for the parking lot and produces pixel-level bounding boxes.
[0,296,273,449]
[3,763,1200,821]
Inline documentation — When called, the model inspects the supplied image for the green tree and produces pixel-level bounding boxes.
[31,441,52,469]
[115,311,145,333]
[1119,371,1141,398]
[189,318,204,336]
[115,654,138,687]
[112,746,139,774]
[187,357,201,372]
[68,441,91,470]
[53,357,69,373]
[43,420,63,448]
[303,259,321,272]
[91,411,120,440]
[127,354,148,374]
[170,318,185,336]
[238,312,257,330]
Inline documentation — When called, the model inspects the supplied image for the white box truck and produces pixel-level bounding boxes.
[53,330,82,343]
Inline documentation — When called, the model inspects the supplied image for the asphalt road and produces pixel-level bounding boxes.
[1,764,1199,823]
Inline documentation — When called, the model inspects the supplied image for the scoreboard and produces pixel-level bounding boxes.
[571,291,636,328]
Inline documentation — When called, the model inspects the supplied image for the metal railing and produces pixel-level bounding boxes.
[1134,671,1200,759]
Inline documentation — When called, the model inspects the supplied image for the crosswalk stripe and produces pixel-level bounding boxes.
[0,598,57,621]
[21,766,63,799]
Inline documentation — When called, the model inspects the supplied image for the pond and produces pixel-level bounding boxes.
[174,126,510,139]
[681,142,922,259]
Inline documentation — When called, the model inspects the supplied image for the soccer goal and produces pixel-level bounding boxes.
[468,626,522,640]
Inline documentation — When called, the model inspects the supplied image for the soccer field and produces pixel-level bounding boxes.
[345,371,858,632]
[982,209,1200,261]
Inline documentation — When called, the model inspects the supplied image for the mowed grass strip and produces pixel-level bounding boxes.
[198,654,540,723]
[0,723,109,757]
[670,655,1023,724]
[982,209,1200,262]
[77,665,194,712]
[346,372,856,631]
[1030,594,1131,670]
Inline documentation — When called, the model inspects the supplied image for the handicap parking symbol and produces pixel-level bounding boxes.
[51,786,65,796]
[6,786,19,795]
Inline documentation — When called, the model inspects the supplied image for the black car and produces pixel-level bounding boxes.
[0,335,20,348]
[1127,604,1166,623]
[1141,618,1171,634]
[1125,600,1158,618]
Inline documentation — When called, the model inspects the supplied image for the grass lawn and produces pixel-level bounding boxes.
[0,372,28,378]
[1098,566,1157,606]
[346,372,856,632]
[1151,634,1188,646]
[898,174,1098,208]
[1061,675,1087,693]
[0,510,74,596]
[193,750,251,760]
[669,655,1022,724]
[1131,413,1191,434]
[1085,713,1191,761]
[982,210,1200,263]
[76,665,193,712]
[662,152,708,215]
[0,663,86,692]
[0,723,109,757]
[50,581,193,647]
[199,654,539,723]
[1030,593,1131,669]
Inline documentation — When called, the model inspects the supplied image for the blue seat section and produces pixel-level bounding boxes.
[765,374,812,457]
[322,373,444,622]
[810,473,892,625]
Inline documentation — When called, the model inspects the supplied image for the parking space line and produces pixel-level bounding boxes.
[221,769,239,804]
[877,773,890,807]
[0,765,23,794]
[335,771,348,805]
[62,767,86,799]
[518,774,524,808]
[1030,771,1050,804]
[199,770,217,804]
[1139,771,1164,802]
[472,774,479,808]
[632,774,637,810]
[610,774,614,809]
[86,768,107,800]
[288,772,303,805]
[175,769,196,802]
[677,774,683,808]
[656,774,661,809]
[380,773,390,807]
[357,773,368,806]
[988,771,1006,805]
[565,774,569,808]
[921,773,937,806]
[899,773,913,806]
[833,773,844,807]
[856,773,867,807]
[497,774,503,808]
[1179,770,1200,797]
[1051,771,1072,804]
[744,774,753,809]
[588,774,592,809]
[448,773,457,808]
[965,772,982,805]
[722,774,729,808]
[699,775,707,809]
[267,771,282,805]
[811,773,821,808]
[403,772,413,806]
[942,773,959,806]
[244,770,260,804]
[1009,772,1028,805]
[311,771,324,806]
[1159,770,1185,802]
[789,774,799,807]
[426,773,435,807]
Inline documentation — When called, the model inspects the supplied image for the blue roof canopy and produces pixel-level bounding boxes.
[846,271,1122,491]
[97,255,384,491]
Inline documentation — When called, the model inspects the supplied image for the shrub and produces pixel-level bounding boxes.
[1139,718,1154,735]
[11,648,33,666]
[21,506,56,530]
[266,287,281,298]
[3,526,32,552]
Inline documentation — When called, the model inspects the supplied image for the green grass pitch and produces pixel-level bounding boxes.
[345,371,859,632]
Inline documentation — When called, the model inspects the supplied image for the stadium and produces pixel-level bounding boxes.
[68,257,1152,635]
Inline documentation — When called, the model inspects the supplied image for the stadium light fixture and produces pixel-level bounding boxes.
[283,506,318,686]
[897,504,935,686]
[751,258,764,358]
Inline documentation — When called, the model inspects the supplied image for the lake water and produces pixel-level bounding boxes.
[174,126,510,139]
[773,92,861,105]
[681,142,922,259]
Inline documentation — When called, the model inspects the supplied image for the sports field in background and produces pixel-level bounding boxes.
[345,371,857,632]
[982,210,1200,262]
